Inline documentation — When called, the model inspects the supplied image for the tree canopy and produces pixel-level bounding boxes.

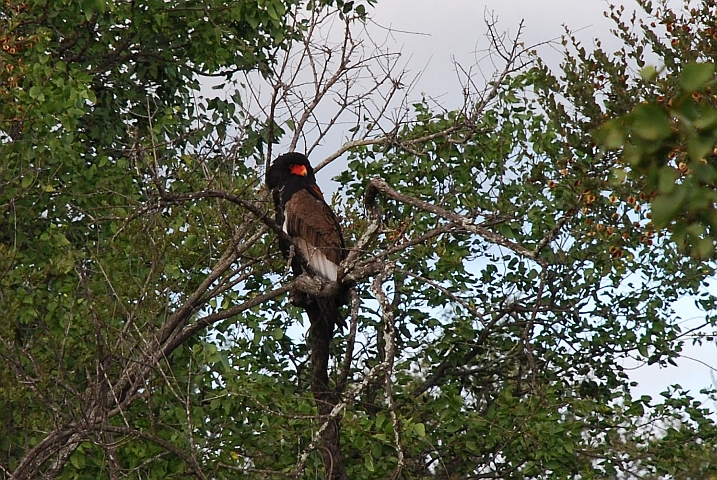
[1,0,716,479]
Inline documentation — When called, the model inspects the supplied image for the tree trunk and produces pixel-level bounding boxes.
[308,313,346,480]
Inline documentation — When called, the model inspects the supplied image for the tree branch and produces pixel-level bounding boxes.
[366,177,543,262]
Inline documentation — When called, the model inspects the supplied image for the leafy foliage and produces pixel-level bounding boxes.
[1,0,716,479]
[0,0,350,477]
[588,1,717,256]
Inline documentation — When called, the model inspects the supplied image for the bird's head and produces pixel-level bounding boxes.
[266,152,316,189]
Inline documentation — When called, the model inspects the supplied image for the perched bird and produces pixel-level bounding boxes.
[266,152,347,330]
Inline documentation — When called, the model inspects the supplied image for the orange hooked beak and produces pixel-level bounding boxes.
[290,164,308,176]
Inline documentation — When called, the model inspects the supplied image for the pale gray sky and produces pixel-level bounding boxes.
[368,0,617,101]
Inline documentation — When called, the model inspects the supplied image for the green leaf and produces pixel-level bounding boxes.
[640,65,659,82]
[69,450,86,469]
[266,1,280,21]
[686,132,715,162]
[594,120,626,150]
[631,104,672,141]
[657,166,678,194]
[498,223,514,240]
[694,237,714,258]
[692,106,717,131]
[184,234,197,248]
[364,454,375,472]
[651,187,687,228]
[220,353,231,371]
[610,167,628,185]
[680,62,715,92]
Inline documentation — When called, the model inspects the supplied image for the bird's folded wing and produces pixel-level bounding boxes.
[284,189,345,281]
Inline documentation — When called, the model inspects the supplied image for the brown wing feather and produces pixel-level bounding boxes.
[284,189,345,278]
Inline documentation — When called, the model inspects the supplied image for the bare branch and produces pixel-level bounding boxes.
[366,176,542,262]
[370,268,404,480]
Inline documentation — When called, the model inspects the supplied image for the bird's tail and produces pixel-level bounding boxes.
[304,296,346,479]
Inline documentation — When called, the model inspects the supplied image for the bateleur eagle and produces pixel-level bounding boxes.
[266,152,348,330]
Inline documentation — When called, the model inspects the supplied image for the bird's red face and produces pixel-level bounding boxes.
[290,164,308,177]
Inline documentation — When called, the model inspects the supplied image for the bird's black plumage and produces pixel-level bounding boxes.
[266,152,347,330]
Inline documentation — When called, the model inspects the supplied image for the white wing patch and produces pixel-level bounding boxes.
[295,238,339,281]
[281,192,340,282]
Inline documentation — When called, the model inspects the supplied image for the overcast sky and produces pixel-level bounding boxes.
[353,0,717,404]
[367,0,618,101]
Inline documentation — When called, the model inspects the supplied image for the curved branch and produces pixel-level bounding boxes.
[365,177,542,262]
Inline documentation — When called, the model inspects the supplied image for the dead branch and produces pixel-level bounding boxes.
[365,176,543,262]
[370,268,404,480]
